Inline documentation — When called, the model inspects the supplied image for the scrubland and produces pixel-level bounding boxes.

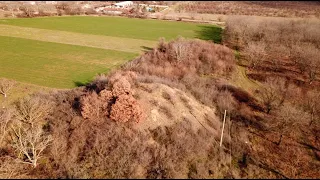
[0,6,320,179]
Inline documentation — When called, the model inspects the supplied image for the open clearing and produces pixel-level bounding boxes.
[0,16,221,90]
[0,35,137,88]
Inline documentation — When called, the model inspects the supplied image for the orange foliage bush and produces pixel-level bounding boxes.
[110,94,143,123]
[80,72,143,123]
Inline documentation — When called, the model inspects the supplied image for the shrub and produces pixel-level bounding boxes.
[80,73,143,124]
[110,94,143,123]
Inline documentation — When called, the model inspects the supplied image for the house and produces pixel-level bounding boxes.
[45,1,57,5]
[112,1,133,9]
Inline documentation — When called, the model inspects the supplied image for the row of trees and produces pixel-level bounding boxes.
[176,1,320,18]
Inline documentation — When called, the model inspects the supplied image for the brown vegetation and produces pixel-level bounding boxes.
[224,14,320,178]
[177,1,320,18]
[80,72,143,124]
[0,13,319,177]
[224,16,320,87]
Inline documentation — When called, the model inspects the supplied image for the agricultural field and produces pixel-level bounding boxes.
[0,16,221,89]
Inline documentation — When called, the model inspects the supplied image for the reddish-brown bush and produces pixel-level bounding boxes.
[80,91,108,122]
[80,73,143,124]
[110,94,143,123]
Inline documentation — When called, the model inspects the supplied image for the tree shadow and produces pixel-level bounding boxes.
[195,25,222,44]
[73,81,90,87]
[141,46,154,53]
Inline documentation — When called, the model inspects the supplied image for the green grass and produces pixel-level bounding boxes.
[0,24,158,54]
[230,66,261,95]
[0,16,221,42]
[0,16,222,91]
[0,35,137,89]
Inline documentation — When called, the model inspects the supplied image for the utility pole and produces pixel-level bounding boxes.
[220,109,227,147]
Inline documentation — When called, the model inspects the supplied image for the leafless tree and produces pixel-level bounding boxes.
[0,108,12,146]
[256,77,288,114]
[273,103,310,145]
[9,96,53,168]
[10,121,52,168]
[19,5,36,17]
[216,90,237,116]
[0,78,16,99]
[14,96,52,129]
[303,90,320,126]
[169,37,190,62]
[244,41,267,68]
[291,44,320,83]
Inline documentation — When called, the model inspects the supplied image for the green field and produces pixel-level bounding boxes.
[0,35,137,88]
[0,16,222,89]
[0,16,221,42]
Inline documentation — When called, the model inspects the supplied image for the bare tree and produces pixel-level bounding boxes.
[0,108,12,146]
[216,90,237,116]
[273,103,310,145]
[0,78,16,99]
[169,37,190,62]
[9,96,53,168]
[14,96,52,128]
[10,121,52,168]
[256,77,288,114]
[0,156,30,178]
[19,5,36,17]
[303,90,320,126]
[244,41,267,68]
[291,44,320,83]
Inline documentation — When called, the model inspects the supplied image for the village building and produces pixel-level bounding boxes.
[112,1,133,9]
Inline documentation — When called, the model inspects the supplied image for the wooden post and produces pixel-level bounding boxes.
[220,109,227,147]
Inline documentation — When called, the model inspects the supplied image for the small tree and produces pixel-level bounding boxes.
[19,5,35,17]
[273,103,310,145]
[168,37,190,62]
[303,90,320,126]
[0,108,12,146]
[243,41,267,68]
[216,90,237,117]
[291,44,320,83]
[256,77,287,114]
[0,78,16,99]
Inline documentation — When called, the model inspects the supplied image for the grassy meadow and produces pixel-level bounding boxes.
[0,16,222,91]
[0,16,221,42]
